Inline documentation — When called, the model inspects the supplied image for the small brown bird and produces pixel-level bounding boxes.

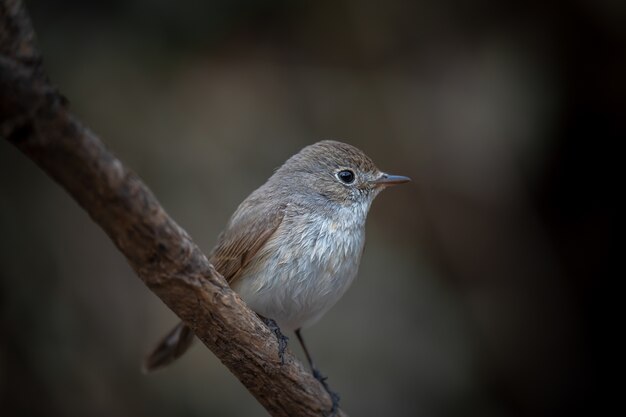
[144,140,410,411]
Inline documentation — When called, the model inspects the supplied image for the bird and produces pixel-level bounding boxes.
[143,140,410,412]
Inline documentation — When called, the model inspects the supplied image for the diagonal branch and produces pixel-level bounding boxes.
[0,1,347,416]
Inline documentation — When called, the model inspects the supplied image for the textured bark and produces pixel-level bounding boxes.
[0,1,347,416]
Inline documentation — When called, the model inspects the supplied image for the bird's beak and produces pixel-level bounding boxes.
[370,173,411,187]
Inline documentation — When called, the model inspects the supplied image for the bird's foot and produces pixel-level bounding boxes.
[261,317,289,364]
[312,367,341,417]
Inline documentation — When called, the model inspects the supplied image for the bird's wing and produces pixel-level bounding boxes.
[209,203,286,286]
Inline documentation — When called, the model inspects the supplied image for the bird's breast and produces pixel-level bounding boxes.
[232,206,367,331]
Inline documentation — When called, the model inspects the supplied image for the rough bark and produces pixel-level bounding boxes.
[0,1,347,416]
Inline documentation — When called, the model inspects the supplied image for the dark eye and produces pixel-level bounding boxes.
[336,169,355,184]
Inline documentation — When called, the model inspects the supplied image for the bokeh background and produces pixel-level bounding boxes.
[1,1,620,416]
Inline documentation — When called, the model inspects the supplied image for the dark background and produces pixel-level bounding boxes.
[1,1,621,416]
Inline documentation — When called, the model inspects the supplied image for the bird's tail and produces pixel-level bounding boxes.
[143,321,195,373]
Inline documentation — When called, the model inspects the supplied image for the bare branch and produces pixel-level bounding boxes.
[0,1,347,416]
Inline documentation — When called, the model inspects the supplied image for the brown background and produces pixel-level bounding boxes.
[1,1,620,416]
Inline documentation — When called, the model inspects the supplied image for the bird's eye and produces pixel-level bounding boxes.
[336,169,355,184]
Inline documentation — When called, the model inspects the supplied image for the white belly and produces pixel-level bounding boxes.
[232,208,366,331]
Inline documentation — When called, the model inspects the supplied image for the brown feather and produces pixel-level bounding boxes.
[209,203,286,286]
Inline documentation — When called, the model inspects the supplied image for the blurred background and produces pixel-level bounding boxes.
[1,0,620,416]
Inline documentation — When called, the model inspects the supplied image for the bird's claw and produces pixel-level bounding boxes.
[261,317,289,364]
[312,367,340,417]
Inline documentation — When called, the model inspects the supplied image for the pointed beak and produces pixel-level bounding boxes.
[370,173,411,187]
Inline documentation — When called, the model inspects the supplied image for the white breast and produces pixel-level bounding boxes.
[232,203,368,331]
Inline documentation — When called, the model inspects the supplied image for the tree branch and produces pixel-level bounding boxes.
[0,1,347,416]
